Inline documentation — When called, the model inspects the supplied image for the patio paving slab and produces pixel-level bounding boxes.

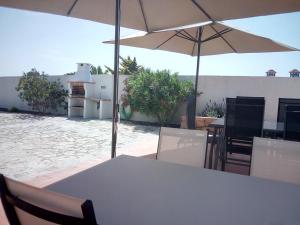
[0,112,159,181]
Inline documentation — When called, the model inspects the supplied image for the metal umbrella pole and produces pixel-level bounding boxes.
[111,0,121,158]
[194,27,203,121]
[190,26,203,129]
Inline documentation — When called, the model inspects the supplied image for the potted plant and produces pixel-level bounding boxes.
[197,100,225,129]
[181,99,225,129]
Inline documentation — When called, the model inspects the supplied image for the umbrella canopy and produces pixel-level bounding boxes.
[104,22,298,129]
[1,0,300,32]
[104,22,298,55]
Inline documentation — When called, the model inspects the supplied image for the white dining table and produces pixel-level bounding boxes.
[209,118,284,133]
[47,155,300,225]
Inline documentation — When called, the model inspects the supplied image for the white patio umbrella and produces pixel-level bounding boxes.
[104,22,297,56]
[104,21,298,128]
[1,0,300,157]
[1,0,300,32]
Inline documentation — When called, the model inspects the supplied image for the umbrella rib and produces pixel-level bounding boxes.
[191,0,237,53]
[176,33,194,42]
[138,0,149,32]
[209,24,237,53]
[67,0,79,15]
[154,31,181,49]
[191,0,215,22]
[176,31,197,42]
[182,30,197,41]
[201,28,233,43]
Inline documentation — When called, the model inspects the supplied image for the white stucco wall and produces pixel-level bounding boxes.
[1,75,299,122]
[0,76,31,111]
[194,76,300,121]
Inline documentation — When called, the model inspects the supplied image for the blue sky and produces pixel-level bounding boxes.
[0,7,299,77]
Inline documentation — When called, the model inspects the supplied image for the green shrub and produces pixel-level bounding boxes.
[120,105,133,120]
[122,69,194,125]
[9,107,19,112]
[16,68,68,113]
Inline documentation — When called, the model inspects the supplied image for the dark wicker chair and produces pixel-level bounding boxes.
[222,97,265,174]
[277,98,300,123]
[284,105,300,142]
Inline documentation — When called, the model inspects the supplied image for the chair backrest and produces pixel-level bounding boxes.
[277,98,300,123]
[157,127,207,168]
[225,97,265,139]
[251,137,300,185]
[224,97,265,157]
[236,96,265,105]
[0,174,98,225]
[224,98,236,136]
[284,105,300,141]
[236,97,265,138]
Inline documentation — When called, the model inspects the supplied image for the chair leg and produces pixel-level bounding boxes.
[208,128,217,169]
[213,131,222,170]
[204,129,212,169]
[221,156,225,171]
[221,141,227,171]
[213,144,219,170]
[213,128,225,170]
[248,155,252,176]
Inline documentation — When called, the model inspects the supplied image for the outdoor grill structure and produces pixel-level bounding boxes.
[68,63,112,119]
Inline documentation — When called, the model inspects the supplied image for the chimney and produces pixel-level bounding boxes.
[266,69,276,77]
[289,69,300,78]
[68,63,94,83]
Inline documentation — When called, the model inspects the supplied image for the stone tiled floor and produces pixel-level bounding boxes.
[0,111,160,225]
[0,112,159,181]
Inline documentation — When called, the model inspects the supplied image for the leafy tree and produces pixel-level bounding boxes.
[66,57,141,75]
[105,56,143,75]
[16,68,68,113]
[91,65,97,74]
[104,65,114,75]
[122,69,194,125]
[65,72,75,75]
[97,66,103,74]
[46,80,69,112]
[66,65,104,75]
[120,56,142,74]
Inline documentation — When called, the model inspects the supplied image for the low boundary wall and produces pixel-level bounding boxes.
[1,75,299,122]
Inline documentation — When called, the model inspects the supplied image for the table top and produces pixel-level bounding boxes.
[47,155,300,225]
[208,118,225,128]
[209,118,284,132]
